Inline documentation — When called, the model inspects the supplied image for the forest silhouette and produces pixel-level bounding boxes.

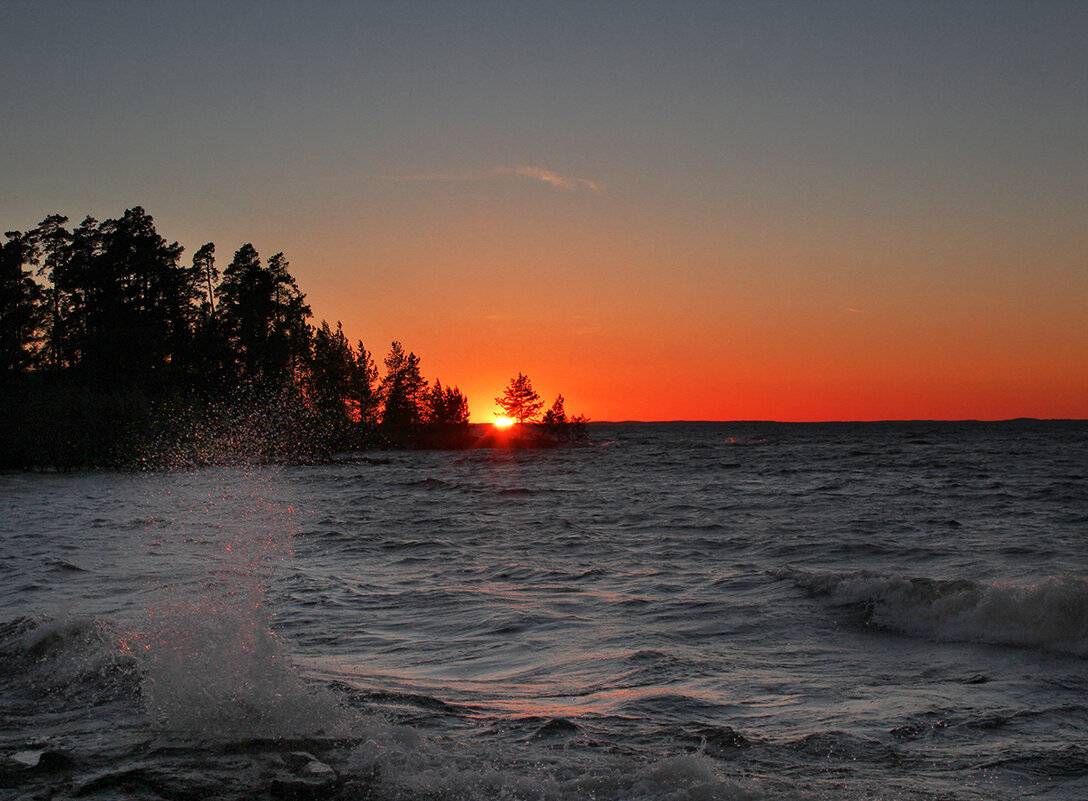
[0,207,581,469]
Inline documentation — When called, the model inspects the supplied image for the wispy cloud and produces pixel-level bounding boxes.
[497,165,605,192]
[380,171,488,182]
[381,166,605,193]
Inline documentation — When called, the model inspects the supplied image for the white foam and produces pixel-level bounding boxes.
[779,567,1088,656]
[133,591,340,734]
[340,724,784,801]
[126,471,343,736]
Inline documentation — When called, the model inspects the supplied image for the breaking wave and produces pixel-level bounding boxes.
[0,615,139,709]
[132,594,343,735]
[775,567,1088,656]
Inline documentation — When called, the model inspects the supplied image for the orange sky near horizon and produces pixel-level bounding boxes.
[3,3,1086,422]
[288,170,1086,422]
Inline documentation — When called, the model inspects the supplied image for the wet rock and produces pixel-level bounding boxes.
[9,749,75,771]
[282,751,331,772]
[271,751,339,799]
[11,750,44,768]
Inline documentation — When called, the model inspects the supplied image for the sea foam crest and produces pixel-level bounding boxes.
[345,740,772,801]
[132,592,342,735]
[125,473,342,736]
[775,567,1088,656]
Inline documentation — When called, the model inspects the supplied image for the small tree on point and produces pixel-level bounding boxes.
[495,372,544,431]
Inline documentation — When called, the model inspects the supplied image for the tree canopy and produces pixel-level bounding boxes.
[0,206,480,467]
[0,230,39,373]
[495,372,544,425]
[2,205,590,467]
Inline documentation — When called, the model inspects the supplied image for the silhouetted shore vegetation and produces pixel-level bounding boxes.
[1,207,585,469]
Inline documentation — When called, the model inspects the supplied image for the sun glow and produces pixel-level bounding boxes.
[493,417,515,428]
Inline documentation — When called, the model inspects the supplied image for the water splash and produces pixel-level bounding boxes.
[125,470,341,736]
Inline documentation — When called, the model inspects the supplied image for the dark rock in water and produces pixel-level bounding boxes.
[282,751,332,772]
[965,674,988,684]
[271,752,339,800]
[5,748,76,774]
[10,750,46,769]
[1,750,74,795]
[32,750,76,772]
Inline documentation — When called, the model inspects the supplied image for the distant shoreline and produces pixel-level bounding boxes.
[579,418,1087,425]
[5,418,1084,474]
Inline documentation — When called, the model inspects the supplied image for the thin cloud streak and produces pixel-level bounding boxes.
[380,172,488,182]
[381,166,605,192]
[498,166,605,192]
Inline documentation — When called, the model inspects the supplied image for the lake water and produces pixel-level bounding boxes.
[2,421,1087,800]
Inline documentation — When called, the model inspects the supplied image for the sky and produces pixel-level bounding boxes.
[2,0,1086,421]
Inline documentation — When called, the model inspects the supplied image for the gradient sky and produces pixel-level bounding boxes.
[3,1,1086,421]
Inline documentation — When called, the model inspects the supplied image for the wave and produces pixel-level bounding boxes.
[774,567,1088,656]
[341,742,774,801]
[134,594,344,736]
[0,604,341,737]
[0,615,140,712]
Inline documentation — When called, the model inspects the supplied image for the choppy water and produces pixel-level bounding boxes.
[2,421,1087,800]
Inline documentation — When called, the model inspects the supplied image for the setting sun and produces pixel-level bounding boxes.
[493,417,515,428]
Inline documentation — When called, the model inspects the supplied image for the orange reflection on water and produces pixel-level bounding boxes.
[470,685,664,720]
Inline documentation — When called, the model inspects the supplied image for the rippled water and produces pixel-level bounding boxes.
[2,421,1087,800]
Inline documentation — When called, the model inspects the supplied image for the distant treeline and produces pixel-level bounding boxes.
[0,207,473,468]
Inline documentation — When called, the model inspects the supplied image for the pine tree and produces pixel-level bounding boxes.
[352,341,380,428]
[495,373,544,426]
[193,242,217,323]
[380,341,428,436]
[29,214,72,369]
[427,379,470,425]
[0,230,40,372]
[217,244,311,385]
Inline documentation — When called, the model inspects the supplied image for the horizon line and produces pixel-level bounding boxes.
[469,417,1086,425]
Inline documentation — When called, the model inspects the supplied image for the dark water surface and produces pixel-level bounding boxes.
[2,421,1087,800]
